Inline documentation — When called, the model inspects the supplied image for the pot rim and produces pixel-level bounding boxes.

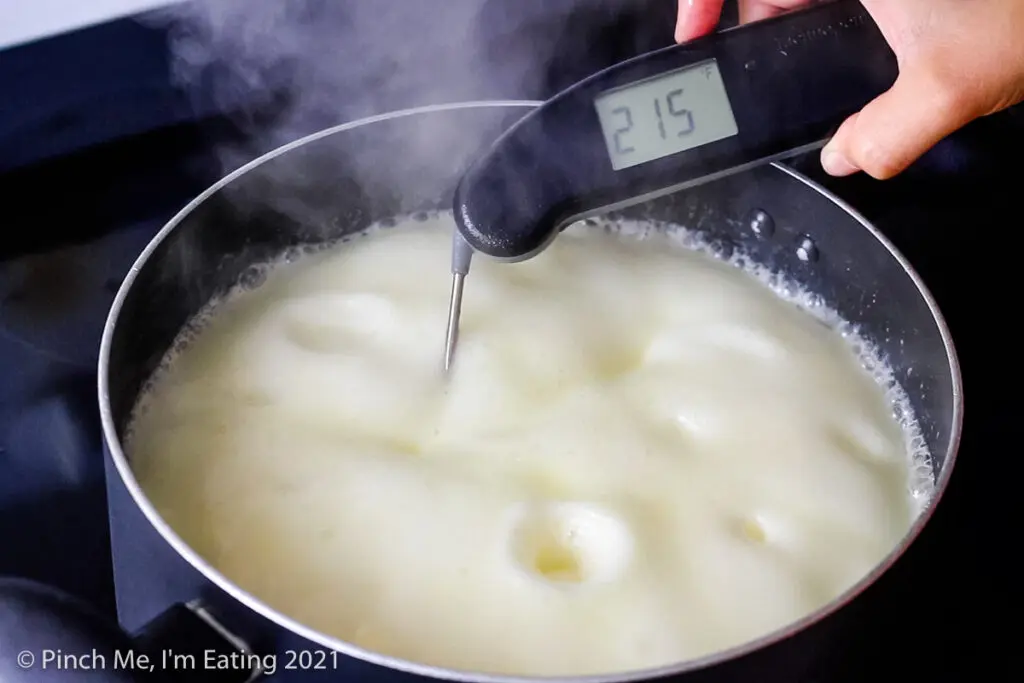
[97,100,963,683]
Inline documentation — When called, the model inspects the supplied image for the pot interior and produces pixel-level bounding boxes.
[101,103,960,675]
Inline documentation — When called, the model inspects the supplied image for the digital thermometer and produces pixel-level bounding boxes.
[454,0,895,260]
[443,0,897,369]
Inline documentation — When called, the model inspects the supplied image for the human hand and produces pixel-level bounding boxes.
[675,0,1024,179]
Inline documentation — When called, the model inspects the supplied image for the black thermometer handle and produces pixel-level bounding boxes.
[454,0,897,261]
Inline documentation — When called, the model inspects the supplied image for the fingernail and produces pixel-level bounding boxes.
[821,149,858,176]
[675,0,696,43]
[675,13,689,42]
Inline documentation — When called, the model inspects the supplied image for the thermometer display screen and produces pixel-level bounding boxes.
[594,60,740,171]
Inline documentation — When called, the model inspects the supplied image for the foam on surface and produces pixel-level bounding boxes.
[127,212,932,677]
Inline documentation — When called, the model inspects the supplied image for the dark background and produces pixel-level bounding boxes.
[0,0,1015,679]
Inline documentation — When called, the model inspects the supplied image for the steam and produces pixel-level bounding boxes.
[144,0,580,170]
[139,0,675,244]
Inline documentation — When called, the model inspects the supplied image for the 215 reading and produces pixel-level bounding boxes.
[594,60,740,171]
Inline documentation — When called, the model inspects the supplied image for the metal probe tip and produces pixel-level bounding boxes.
[443,231,474,373]
[444,272,465,372]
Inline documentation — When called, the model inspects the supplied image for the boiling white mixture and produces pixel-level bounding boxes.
[128,214,930,677]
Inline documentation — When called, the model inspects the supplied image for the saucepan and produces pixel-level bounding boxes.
[0,100,962,683]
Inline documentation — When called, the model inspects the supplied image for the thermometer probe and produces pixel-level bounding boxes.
[444,0,897,370]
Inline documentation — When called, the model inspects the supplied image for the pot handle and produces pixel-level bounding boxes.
[0,578,262,682]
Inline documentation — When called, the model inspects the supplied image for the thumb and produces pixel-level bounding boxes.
[820,71,974,179]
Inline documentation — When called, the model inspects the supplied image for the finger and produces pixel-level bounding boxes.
[677,0,814,43]
[675,0,726,43]
[819,114,861,176]
[821,72,975,179]
[738,0,812,24]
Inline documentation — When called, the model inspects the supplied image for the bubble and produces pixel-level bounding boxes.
[506,501,634,588]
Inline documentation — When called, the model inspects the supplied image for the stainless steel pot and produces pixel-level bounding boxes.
[89,101,960,683]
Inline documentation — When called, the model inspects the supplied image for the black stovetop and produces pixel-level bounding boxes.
[1,1,1017,679]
